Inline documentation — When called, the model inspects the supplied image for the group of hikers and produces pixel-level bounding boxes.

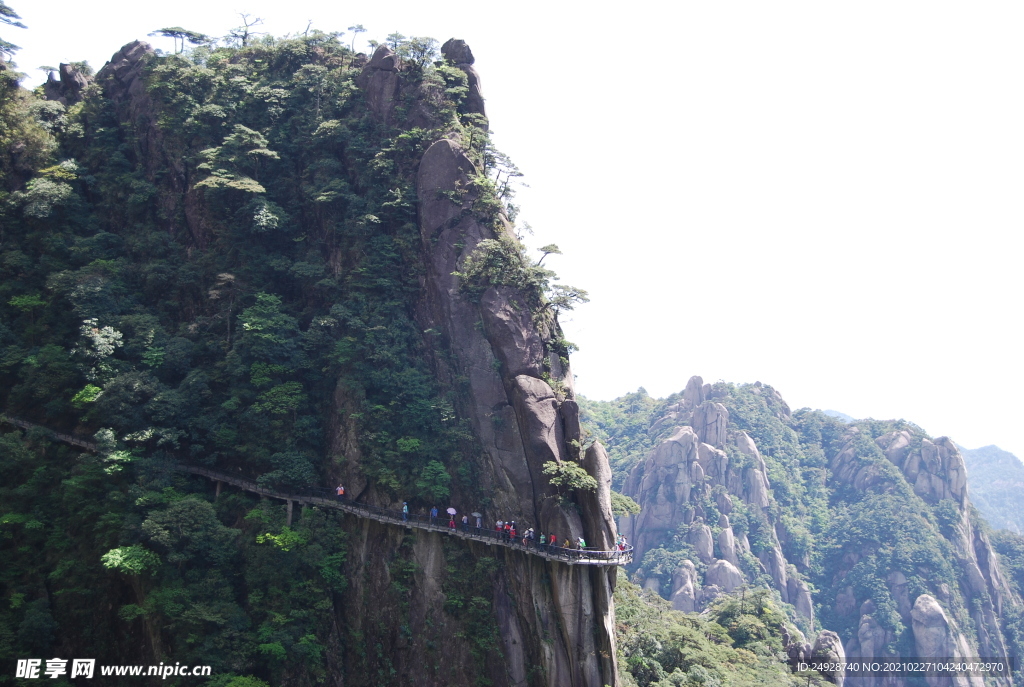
[335,484,630,553]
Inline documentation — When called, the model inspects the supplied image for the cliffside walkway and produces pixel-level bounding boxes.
[0,414,633,567]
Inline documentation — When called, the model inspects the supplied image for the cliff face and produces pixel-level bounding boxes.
[605,378,1020,687]
[1,34,617,687]
[959,445,1024,534]
[413,97,617,687]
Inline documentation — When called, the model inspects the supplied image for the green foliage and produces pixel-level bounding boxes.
[614,571,812,687]
[542,459,598,493]
[611,490,642,517]
[414,459,451,502]
[100,545,160,575]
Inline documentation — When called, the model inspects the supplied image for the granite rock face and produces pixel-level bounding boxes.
[441,38,485,117]
[412,97,617,683]
[619,379,813,622]
[910,595,983,687]
[355,45,404,124]
[43,63,91,105]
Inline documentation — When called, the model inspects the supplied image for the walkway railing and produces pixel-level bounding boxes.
[174,463,632,567]
[0,413,632,566]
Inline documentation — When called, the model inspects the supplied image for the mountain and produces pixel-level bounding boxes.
[582,378,1023,686]
[960,445,1024,534]
[0,35,618,686]
[823,410,855,424]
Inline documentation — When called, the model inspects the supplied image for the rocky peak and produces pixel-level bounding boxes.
[356,45,404,124]
[441,38,475,65]
[440,37,485,117]
[42,63,90,106]
[96,40,155,115]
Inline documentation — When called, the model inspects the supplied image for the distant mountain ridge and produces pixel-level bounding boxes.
[959,444,1024,534]
[822,409,855,423]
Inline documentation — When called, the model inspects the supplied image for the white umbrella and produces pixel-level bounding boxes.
[446,507,457,515]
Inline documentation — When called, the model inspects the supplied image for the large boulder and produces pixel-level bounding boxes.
[693,401,729,447]
[811,630,846,686]
[705,560,744,592]
[717,516,739,566]
[43,63,91,105]
[440,38,485,117]
[687,521,714,564]
[356,45,403,124]
[669,560,699,613]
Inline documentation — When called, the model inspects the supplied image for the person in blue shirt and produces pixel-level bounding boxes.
[430,506,438,525]
[402,502,409,521]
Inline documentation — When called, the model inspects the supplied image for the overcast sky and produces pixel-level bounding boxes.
[11,1,1023,459]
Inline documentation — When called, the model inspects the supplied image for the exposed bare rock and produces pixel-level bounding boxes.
[787,576,814,624]
[682,375,706,409]
[693,401,729,447]
[43,63,90,106]
[705,559,744,592]
[560,399,582,459]
[910,594,982,687]
[715,490,734,514]
[579,442,617,551]
[643,577,660,593]
[619,426,704,560]
[688,521,714,563]
[416,134,617,685]
[811,630,847,686]
[441,38,485,117]
[669,560,699,612]
[96,40,155,116]
[356,45,403,124]
[744,464,772,509]
[905,438,968,506]
[876,430,913,470]
[479,286,546,378]
[718,516,739,566]
[759,547,789,602]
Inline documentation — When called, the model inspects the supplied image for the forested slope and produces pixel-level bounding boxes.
[0,31,616,687]
[583,379,1024,687]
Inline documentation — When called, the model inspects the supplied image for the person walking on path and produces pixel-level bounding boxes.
[475,515,482,530]
[461,514,469,532]
[496,519,503,537]
[448,515,456,529]
[402,502,409,522]
[539,532,547,550]
[430,506,438,525]
[336,484,345,502]
[550,532,558,549]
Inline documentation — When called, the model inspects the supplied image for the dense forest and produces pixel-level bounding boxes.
[0,14,622,685]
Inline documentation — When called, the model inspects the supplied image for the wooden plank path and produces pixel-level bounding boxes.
[0,414,633,566]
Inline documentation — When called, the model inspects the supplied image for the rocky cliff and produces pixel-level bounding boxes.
[2,33,617,687]
[597,378,1021,687]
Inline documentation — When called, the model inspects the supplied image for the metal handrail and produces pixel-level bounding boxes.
[0,414,633,566]
[174,463,633,566]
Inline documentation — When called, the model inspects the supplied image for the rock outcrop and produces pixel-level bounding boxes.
[355,45,404,124]
[411,72,617,683]
[441,38,485,117]
[910,595,983,687]
[42,63,90,105]
[619,376,815,622]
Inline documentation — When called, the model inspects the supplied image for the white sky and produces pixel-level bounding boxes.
[11,1,1024,459]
